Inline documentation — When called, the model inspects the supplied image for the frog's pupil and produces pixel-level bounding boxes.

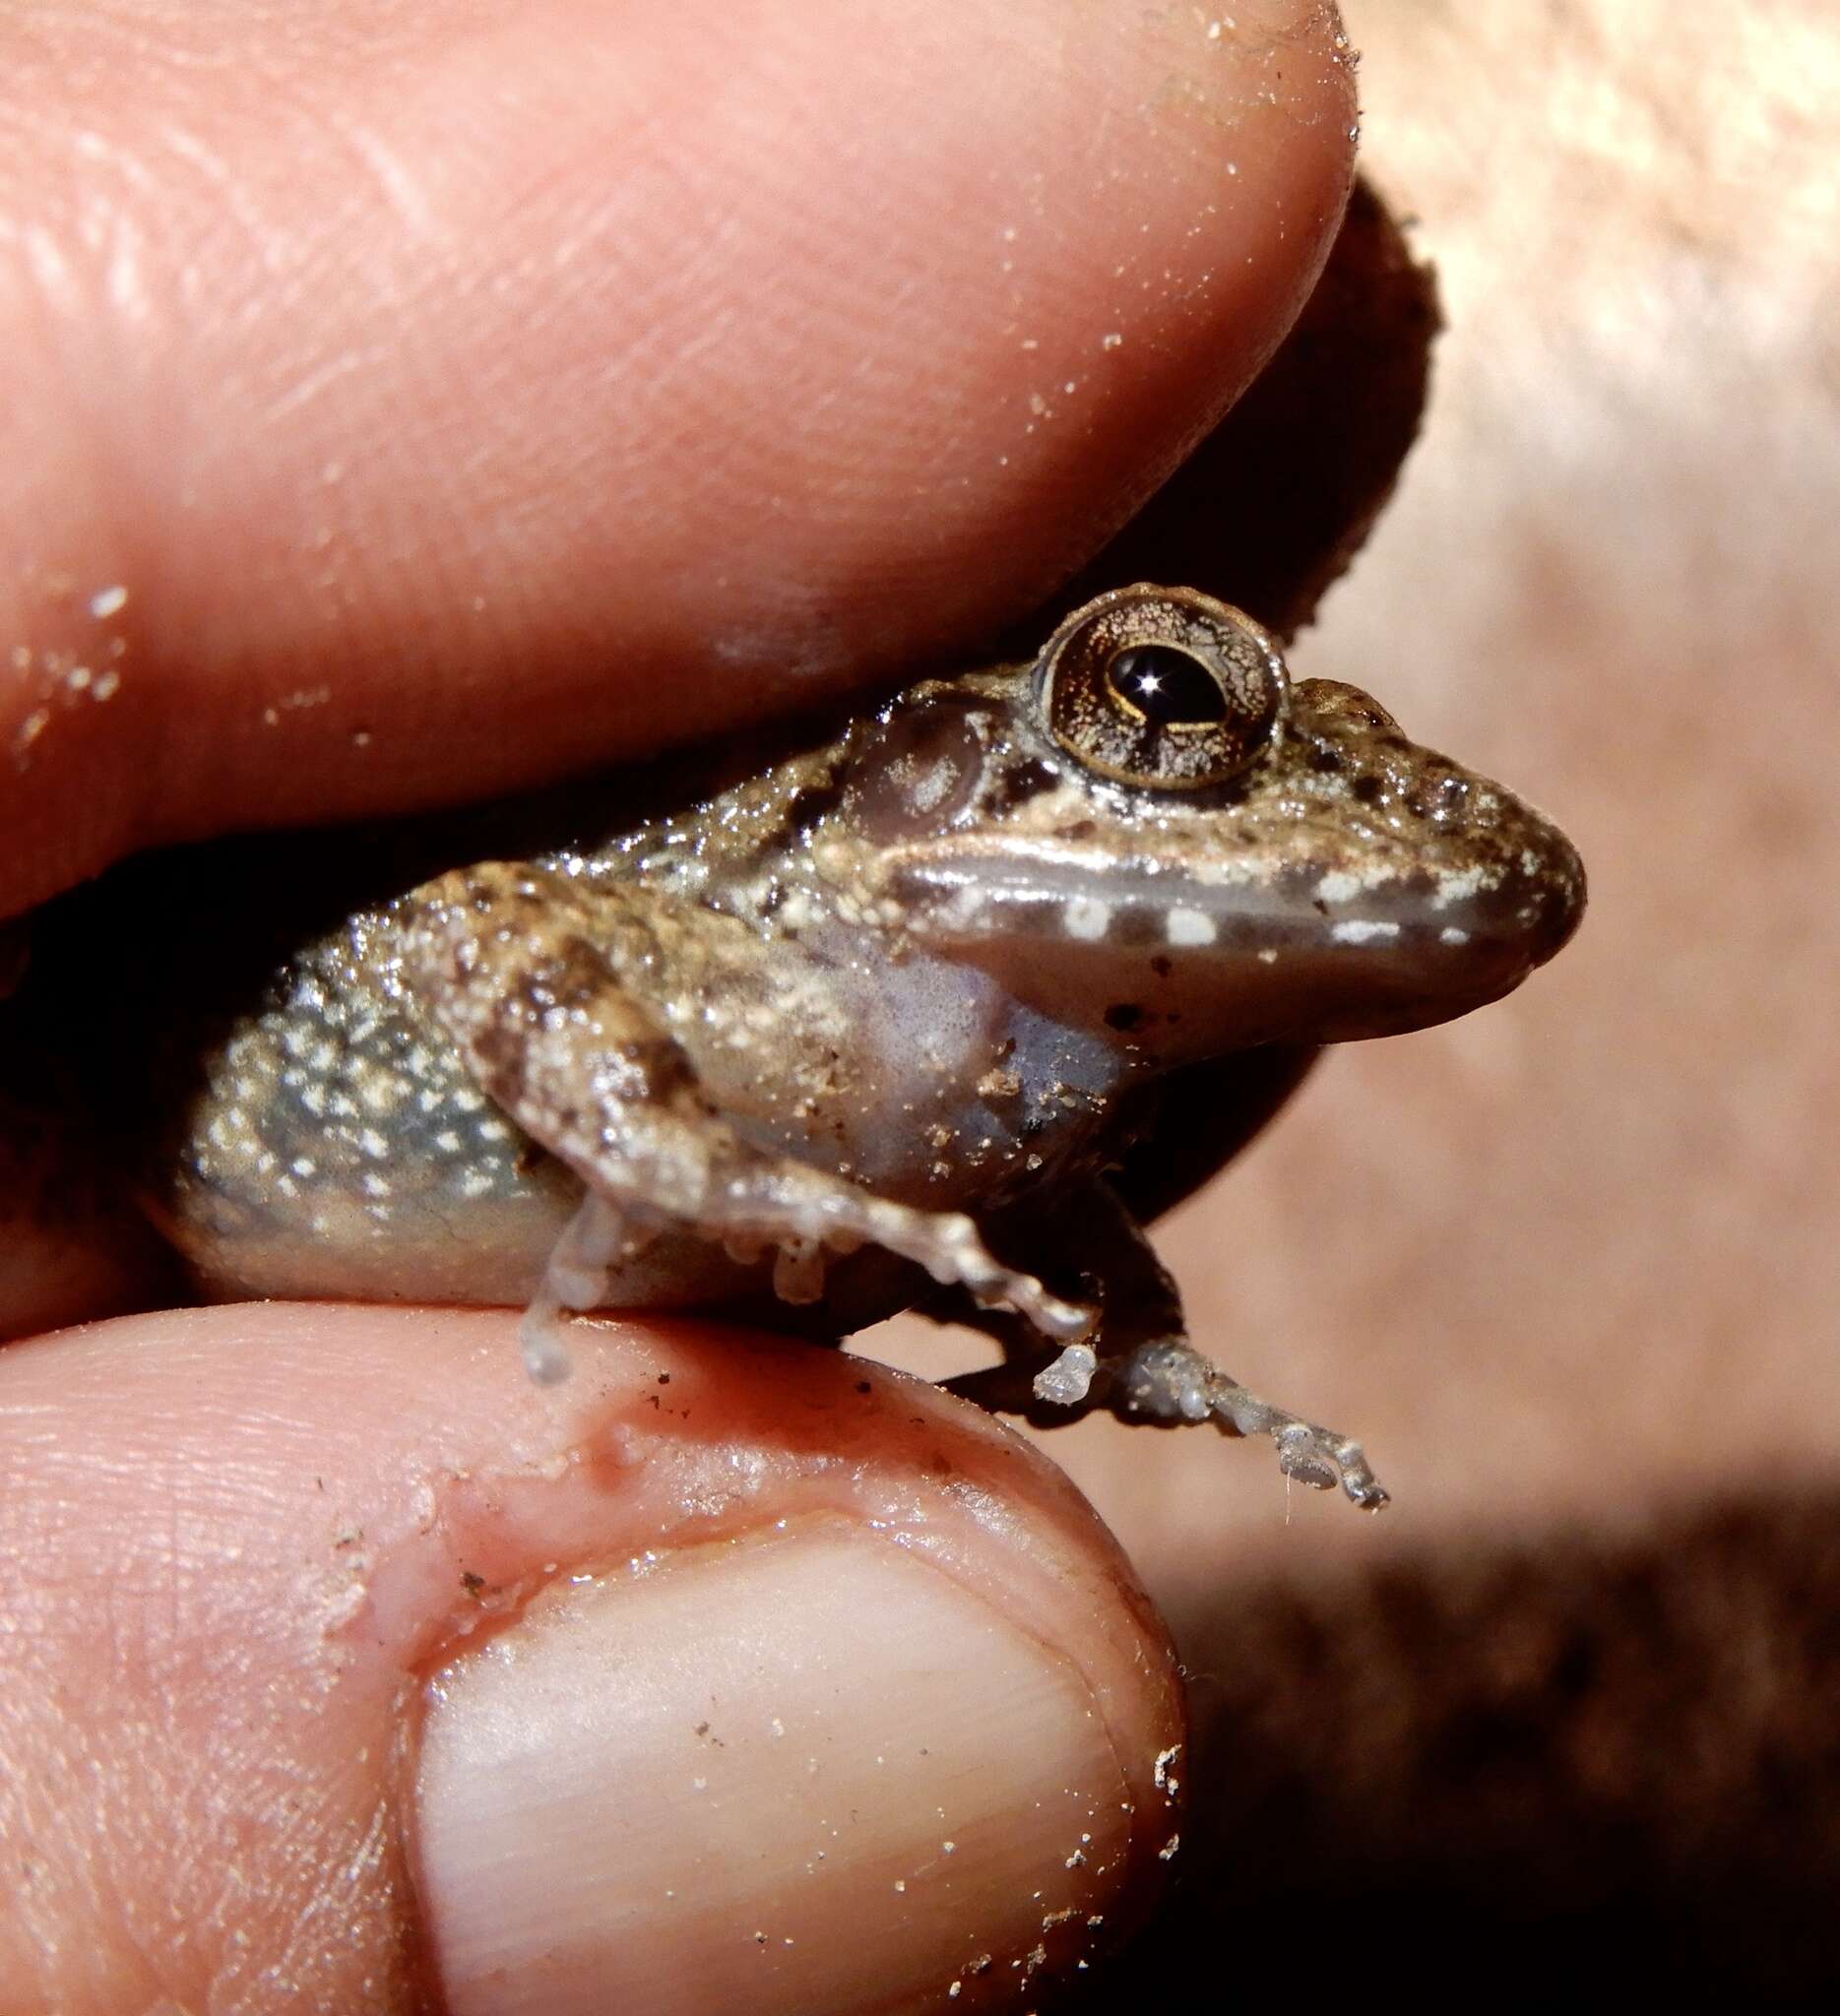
[1106,646,1226,726]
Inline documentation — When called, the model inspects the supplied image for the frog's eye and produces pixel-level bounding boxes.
[1037,585,1287,789]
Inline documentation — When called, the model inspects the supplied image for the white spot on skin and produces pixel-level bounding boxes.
[1440,926,1471,946]
[931,884,987,933]
[1314,869,1364,905]
[1257,947,1279,965]
[90,584,128,619]
[904,756,959,816]
[1035,1343,1098,1406]
[1331,920,1402,945]
[1433,864,1489,908]
[1166,908,1215,946]
[1063,896,1111,942]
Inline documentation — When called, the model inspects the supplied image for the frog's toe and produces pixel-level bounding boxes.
[1113,1340,1390,1510]
[1216,1383,1390,1510]
[1114,1340,1215,1422]
[1032,1342,1099,1407]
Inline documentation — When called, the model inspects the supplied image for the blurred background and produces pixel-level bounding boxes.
[887,1,1840,1992]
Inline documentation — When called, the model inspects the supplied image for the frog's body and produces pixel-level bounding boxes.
[138,588,1584,1506]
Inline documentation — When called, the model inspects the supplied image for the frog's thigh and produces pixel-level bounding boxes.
[397,865,1089,1343]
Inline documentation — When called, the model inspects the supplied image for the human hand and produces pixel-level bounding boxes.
[0,3,1355,2007]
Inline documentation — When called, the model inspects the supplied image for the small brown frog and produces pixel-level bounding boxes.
[125,586,1584,1508]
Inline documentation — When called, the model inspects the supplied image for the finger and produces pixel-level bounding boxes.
[0,1302,1183,2013]
[0,0,1356,913]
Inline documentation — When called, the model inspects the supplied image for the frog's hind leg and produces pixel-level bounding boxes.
[961,1181,1389,1510]
[1110,1341,1389,1511]
[399,865,1091,1381]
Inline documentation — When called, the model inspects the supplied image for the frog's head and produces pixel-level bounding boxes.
[844,585,1585,1061]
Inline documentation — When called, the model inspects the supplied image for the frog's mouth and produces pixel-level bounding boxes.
[885,835,1585,1056]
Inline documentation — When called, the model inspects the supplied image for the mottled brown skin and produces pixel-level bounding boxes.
[111,587,1582,1506]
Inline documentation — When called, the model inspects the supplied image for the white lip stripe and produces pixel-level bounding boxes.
[1166,908,1216,946]
[1063,896,1112,941]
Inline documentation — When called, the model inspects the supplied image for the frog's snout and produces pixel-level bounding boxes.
[1461,814,1586,969]
[1525,826,1588,966]
[1234,802,1586,1046]
[1400,810,1586,1019]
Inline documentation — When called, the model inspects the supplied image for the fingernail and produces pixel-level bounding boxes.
[415,1521,1146,2014]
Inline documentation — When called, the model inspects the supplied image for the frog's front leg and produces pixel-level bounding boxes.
[965,1182,1389,1510]
[397,863,1091,1382]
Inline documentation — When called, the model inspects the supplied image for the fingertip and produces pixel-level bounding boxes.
[0,1305,1181,2009]
[417,1518,1176,2012]
[0,0,1355,912]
